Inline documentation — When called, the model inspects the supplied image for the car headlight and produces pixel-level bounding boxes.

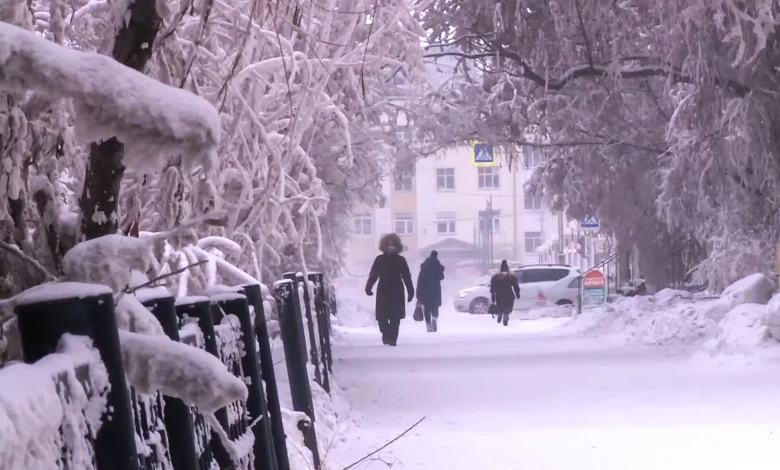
[458,292,468,298]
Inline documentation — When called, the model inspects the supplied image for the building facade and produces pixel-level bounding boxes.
[344,144,564,276]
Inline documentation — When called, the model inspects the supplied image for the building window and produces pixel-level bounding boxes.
[436,168,455,191]
[436,211,457,234]
[525,231,543,253]
[394,170,413,191]
[353,214,372,235]
[477,167,499,189]
[479,216,500,233]
[524,193,542,210]
[523,147,544,168]
[395,213,414,235]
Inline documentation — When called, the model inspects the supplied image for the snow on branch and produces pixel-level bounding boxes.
[0,21,220,174]
[119,329,252,462]
[425,49,752,96]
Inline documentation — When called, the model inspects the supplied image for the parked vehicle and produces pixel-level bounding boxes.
[539,275,581,307]
[453,264,581,314]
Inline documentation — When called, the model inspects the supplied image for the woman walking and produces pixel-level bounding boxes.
[416,250,445,332]
[365,233,414,346]
[490,260,520,326]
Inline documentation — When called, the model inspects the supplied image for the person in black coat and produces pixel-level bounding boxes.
[490,260,520,326]
[365,233,414,346]
[416,250,445,332]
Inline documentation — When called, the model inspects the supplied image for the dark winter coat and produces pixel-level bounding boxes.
[365,234,414,320]
[490,271,520,314]
[416,256,445,307]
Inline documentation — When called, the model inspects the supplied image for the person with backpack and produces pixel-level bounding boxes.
[365,233,414,346]
[490,260,520,326]
[416,250,445,332]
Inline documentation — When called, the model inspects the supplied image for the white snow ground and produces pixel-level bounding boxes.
[326,299,780,470]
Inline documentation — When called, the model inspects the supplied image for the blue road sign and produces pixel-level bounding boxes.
[472,143,496,166]
[580,216,600,229]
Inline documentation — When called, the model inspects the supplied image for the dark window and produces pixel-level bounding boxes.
[524,194,542,210]
[567,277,581,289]
[520,268,570,283]
[437,168,455,190]
[394,171,413,191]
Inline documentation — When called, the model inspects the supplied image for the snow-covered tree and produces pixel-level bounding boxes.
[415,0,780,290]
[0,0,426,298]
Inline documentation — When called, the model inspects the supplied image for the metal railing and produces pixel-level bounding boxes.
[1,272,336,470]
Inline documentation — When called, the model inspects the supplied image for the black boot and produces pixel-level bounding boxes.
[503,315,509,326]
[496,314,502,324]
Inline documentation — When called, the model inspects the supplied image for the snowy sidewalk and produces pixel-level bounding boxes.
[327,311,780,470]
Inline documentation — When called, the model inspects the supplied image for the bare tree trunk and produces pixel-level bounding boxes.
[79,0,161,240]
[617,238,632,289]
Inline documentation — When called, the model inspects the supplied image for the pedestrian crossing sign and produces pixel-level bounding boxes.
[471,142,497,167]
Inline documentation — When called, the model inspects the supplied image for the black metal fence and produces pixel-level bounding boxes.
[1,272,335,470]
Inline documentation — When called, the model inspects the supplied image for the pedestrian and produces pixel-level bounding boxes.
[365,233,415,346]
[416,250,445,332]
[490,260,520,326]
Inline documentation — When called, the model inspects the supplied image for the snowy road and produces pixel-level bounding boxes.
[329,311,780,470]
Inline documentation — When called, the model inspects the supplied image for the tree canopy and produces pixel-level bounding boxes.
[415,0,780,290]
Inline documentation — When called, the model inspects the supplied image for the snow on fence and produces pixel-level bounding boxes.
[0,274,335,470]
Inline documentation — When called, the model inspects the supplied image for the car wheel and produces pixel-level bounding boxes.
[469,298,490,315]
[556,299,574,306]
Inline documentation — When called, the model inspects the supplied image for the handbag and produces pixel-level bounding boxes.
[488,303,498,314]
[413,303,424,322]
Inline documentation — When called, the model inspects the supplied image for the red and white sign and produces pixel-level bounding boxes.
[583,270,606,288]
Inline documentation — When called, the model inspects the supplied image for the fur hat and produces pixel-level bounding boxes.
[379,233,403,254]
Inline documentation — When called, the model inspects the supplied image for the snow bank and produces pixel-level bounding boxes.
[562,274,780,361]
[0,22,220,174]
[512,305,573,321]
[696,304,775,365]
[721,273,775,306]
[280,374,353,470]
[761,293,780,340]
[271,345,352,470]
[560,295,718,347]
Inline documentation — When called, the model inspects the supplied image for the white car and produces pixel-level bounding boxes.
[539,275,581,307]
[453,265,581,314]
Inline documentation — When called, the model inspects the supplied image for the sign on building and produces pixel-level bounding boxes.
[582,269,607,307]
[580,216,600,230]
[472,142,497,167]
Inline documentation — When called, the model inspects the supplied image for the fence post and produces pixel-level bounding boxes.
[309,273,333,372]
[14,282,139,470]
[282,272,309,362]
[307,273,330,392]
[274,279,321,470]
[242,283,289,470]
[174,297,232,468]
[139,289,198,470]
[296,273,322,388]
[212,291,277,470]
